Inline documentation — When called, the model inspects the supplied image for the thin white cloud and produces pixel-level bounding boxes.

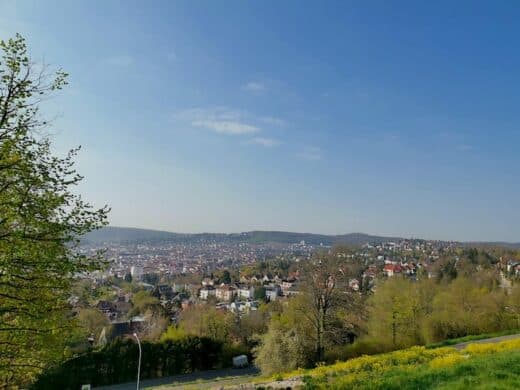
[192,120,259,135]
[249,137,281,147]
[259,116,286,127]
[104,55,134,67]
[176,107,260,135]
[299,146,322,161]
[174,107,287,140]
[243,81,266,93]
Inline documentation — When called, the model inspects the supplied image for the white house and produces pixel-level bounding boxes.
[265,285,281,301]
[199,285,216,300]
[281,278,297,295]
[238,285,255,299]
[230,300,259,313]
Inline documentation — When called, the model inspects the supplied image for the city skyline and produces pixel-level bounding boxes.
[2,1,520,241]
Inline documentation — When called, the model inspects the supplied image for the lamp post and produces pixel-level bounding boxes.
[133,333,142,390]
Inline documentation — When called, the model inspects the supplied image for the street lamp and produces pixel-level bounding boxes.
[133,333,142,390]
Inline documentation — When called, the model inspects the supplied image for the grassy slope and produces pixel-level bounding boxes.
[272,338,520,389]
[358,350,520,390]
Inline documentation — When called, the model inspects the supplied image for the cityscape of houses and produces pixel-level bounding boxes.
[74,237,520,344]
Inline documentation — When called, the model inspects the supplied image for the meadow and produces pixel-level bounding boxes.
[260,338,520,389]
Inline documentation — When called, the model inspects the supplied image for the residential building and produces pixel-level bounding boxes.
[237,284,255,299]
[199,285,216,300]
[383,264,403,277]
[265,285,281,301]
[215,284,237,301]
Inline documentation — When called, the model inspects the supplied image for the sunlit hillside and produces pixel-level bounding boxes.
[255,338,520,389]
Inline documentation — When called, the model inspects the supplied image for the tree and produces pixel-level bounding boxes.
[141,308,169,341]
[253,286,266,301]
[178,305,233,342]
[229,308,269,348]
[221,270,231,284]
[433,257,458,282]
[160,325,188,342]
[506,284,520,329]
[76,308,109,341]
[427,277,504,341]
[126,291,168,340]
[254,254,360,371]
[254,321,309,376]
[0,34,109,386]
[365,277,435,349]
[124,272,133,283]
[297,255,353,362]
[129,290,162,316]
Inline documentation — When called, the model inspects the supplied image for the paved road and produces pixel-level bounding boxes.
[94,367,259,390]
[453,333,520,350]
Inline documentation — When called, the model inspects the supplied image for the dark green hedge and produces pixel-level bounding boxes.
[33,336,223,389]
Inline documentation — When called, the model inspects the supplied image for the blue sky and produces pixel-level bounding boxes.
[1,1,519,241]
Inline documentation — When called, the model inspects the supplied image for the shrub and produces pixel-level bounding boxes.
[33,336,224,389]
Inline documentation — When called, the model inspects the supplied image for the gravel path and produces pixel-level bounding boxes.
[453,333,520,350]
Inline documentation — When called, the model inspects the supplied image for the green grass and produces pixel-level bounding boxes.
[352,350,519,389]
[302,348,520,389]
[426,329,520,349]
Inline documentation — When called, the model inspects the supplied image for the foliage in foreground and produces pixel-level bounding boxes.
[280,338,520,389]
[0,34,109,387]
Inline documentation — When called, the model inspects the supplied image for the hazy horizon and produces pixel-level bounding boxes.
[2,1,520,242]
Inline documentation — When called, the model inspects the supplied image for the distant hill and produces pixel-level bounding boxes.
[82,226,403,246]
[236,231,403,246]
[82,226,183,244]
[463,241,520,249]
[83,226,520,248]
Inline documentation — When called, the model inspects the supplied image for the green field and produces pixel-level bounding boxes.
[300,350,520,389]
[261,337,520,390]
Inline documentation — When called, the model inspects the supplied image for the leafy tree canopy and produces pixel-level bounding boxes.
[0,34,109,387]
